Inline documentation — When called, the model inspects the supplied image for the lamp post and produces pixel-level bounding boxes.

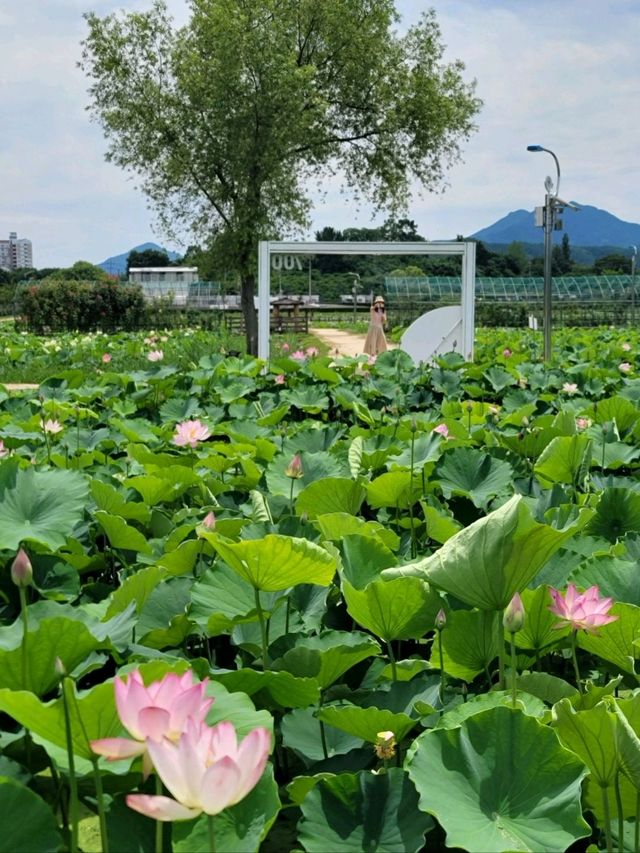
[527,144,563,361]
[631,246,637,325]
[351,273,360,324]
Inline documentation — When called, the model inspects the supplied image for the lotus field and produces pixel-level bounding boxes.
[4,325,640,853]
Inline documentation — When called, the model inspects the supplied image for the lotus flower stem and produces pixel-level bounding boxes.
[635,790,640,853]
[386,639,398,682]
[254,588,270,670]
[497,613,505,690]
[155,774,163,853]
[615,773,624,853]
[409,428,417,559]
[18,586,29,691]
[438,638,446,703]
[601,784,613,853]
[510,634,518,708]
[319,720,329,760]
[208,814,216,853]
[61,676,79,853]
[570,630,583,694]
[92,757,109,853]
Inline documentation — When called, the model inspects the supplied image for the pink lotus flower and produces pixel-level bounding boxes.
[562,382,578,395]
[619,362,632,373]
[306,346,319,357]
[91,670,212,775]
[433,423,449,438]
[274,374,285,385]
[102,353,112,364]
[43,419,63,434]
[173,419,211,448]
[502,348,512,358]
[367,354,377,366]
[291,350,306,361]
[281,342,290,352]
[11,548,32,588]
[126,719,270,821]
[147,350,164,362]
[575,417,592,431]
[202,511,216,530]
[285,453,304,479]
[548,583,618,634]
[622,342,632,351]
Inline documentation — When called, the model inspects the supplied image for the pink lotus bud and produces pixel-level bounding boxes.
[202,511,216,530]
[435,608,447,631]
[502,348,512,358]
[503,593,525,633]
[285,453,304,479]
[101,353,112,364]
[11,548,32,587]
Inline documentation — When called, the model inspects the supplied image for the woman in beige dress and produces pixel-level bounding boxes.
[363,295,388,355]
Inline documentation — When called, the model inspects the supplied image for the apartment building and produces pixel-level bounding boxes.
[0,232,33,270]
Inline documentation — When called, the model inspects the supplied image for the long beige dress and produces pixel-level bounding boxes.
[363,305,388,355]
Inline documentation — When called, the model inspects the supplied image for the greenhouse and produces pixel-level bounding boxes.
[384,274,635,303]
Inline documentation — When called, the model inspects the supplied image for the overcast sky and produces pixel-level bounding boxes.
[2,0,638,268]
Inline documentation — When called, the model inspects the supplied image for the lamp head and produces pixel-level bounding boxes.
[527,145,544,152]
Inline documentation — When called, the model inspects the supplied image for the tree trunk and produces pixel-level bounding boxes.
[240,272,258,356]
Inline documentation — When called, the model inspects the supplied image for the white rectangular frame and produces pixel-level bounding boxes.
[257,240,476,361]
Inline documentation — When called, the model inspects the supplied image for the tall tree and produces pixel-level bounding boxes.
[127,248,171,274]
[81,0,481,353]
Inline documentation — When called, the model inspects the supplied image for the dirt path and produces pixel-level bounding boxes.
[310,327,397,358]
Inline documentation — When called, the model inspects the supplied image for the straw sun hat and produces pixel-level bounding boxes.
[373,296,385,306]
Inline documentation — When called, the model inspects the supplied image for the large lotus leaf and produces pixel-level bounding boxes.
[342,575,441,642]
[0,463,88,550]
[159,395,201,423]
[317,705,417,744]
[592,440,640,470]
[281,707,362,764]
[0,681,119,760]
[552,698,618,787]
[281,386,330,413]
[436,690,547,730]
[105,565,166,618]
[296,478,366,519]
[578,602,640,675]
[0,777,62,853]
[431,609,499,681]
[366,471,422,509]
[585,488,640,542]
[534,435,592,487]
[212,668,320,709]
[95,511,152,554]
[297,769,433,853]
[515,672,578,705]
[590,395,639,433]
[315,512,400,551]
[203,533,336,591]
[0,617,106,695]
[190,564,263,635]
[571,555,640,607]
[383,495,591,611]
[339,534,398,588]
[126,468,200,505]
[172,765,280,853]
[499,427,561,460]
[90,479,150,523]
[420,499,462,544]
[204,680,273,741]
[407,707,590,853]
[271,631,381,690]
[387,433,443,469]
[512,586,569,652]
[435,447,514,508]
[266,451,347,499]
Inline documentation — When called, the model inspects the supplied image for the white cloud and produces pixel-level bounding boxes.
[1,0,639,265]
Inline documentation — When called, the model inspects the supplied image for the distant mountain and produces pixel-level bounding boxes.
[97,242,181,276]
[471,204,640,248]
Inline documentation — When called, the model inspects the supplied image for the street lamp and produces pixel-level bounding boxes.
[526,144,576,361]
[631,246,637,325]
[351,273,360,324]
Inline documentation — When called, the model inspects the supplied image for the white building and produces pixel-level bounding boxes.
[0,232,33,271]
[128,267,199,305]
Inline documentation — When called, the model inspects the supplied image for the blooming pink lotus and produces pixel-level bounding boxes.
[281,342,290,352]
[619,362,632,373]
[91,670,212,774]
[433,423,449,438]
[274,374,285,385]
[562,382,578,395]
[548,583,618,634]
[622,342,632,351]
[102,353,112,364]
[575,417,592,431]
[306,346,319,357]
[43,419,63,434]
[126,719,270,821]
[147,350,164,362]
[291,350,306,361]
[173,419,211,448]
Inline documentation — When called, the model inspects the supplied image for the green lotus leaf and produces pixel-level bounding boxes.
[315,512,400,551]
[0,777,62,853]
[383,495,591,611]
[571,554,640,606]
[552,698,618,787]
[316,705,416,743]
[534,435,592,487]
[286,772,337,806]
[408,707,590,853]
[0,680,119,760]
[266,451,346,499]
[420,499,462,544]
[0,463,88,550]
[297,769,433,853]
[95,511,152,554]
[282,708,361,765]
[0,617,107,695]
[126,468,200,505]
[592,440,640,470]
[515,672,578,705]
[431,609,499,681]
[204,533,336,591]
[281,386,330,414]
[578,602,640,675]
[211,668,320,709]
[436,690,547,729]
[388,432,443,468]
[512,586,569,652]
[204,680,273,740]
[590,395,639,433]
[271,631,381,690]
[159,395,201,423]
[296,477,366,518]
[171,763,280,852]
[90,479,150,523]
[585,488,640,542]
[366,470,422,509]
[435,447,514,508]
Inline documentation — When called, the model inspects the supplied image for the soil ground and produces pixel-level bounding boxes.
[310,327,396,358]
